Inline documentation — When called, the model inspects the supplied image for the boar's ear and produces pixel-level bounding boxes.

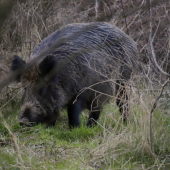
[11,55,26,82]
[39,55,57,77]
[11,55,26,71]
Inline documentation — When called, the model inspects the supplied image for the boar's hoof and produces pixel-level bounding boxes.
[19,117,33,127]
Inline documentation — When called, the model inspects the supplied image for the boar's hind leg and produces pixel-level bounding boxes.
[116,80,129,121]
[67,99,85,128]
[87,109,101,127]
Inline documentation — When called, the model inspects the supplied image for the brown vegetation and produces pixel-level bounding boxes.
[0,0,169,74]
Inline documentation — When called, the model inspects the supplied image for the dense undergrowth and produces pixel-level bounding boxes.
[1,96,170,169]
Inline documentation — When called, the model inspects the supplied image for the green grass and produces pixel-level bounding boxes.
[1,100,170,170]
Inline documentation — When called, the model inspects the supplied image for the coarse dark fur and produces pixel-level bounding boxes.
[11,22,139,128]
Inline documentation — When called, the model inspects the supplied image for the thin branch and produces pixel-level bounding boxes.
[120,0,129,35]
[149,78,169,153]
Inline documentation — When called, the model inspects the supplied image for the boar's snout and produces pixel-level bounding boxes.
[19,117,33,127]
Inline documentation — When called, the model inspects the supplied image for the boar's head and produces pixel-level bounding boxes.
[11,55,62,127]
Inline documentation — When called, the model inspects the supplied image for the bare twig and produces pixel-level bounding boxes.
[149,79,169,153]
[120,0,129,35]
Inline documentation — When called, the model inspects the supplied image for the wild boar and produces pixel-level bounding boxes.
[11,22,138,128]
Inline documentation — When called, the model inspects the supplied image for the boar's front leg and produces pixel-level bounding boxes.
[86,110,101,127]
[67,97,86,128]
